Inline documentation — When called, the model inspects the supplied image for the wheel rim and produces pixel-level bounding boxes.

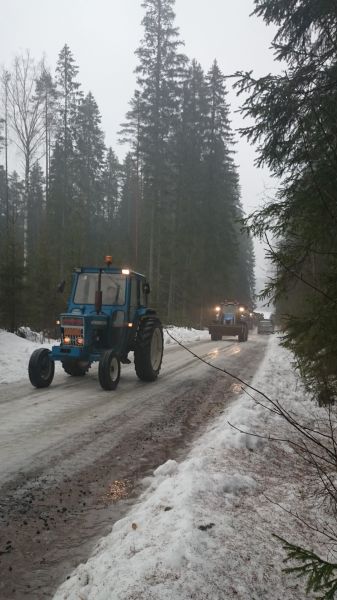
[41,355,52,380]
[151,328,163,371]
[110,356,119,382]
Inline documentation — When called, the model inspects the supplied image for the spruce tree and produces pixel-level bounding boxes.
[0,172,25,331]
[35,67,58,204]
[100,147,122,262]
[49,44,82,277]
[73,91,105,264]
[236,0,337,401]
[117,152,139,265]
[125,0,187,312]
[203,61,244,306]
[27,162,45,259]
[173,60,209,323]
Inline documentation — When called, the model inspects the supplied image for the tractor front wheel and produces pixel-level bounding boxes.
[134,318,163,382]
[238,325,248,342]
[98,350,121,390]
[29,348,55,388]
[62,360,89,376]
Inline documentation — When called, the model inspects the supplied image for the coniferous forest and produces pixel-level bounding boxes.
[0,0,255,332]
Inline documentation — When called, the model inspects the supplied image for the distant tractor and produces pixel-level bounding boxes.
[28,257,163,391]
[208,301,250,342]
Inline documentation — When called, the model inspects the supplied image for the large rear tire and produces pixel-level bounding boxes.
[98,350,120,390]
[62,360,88,376]
[29,348,55,388]
[134,317,163,382]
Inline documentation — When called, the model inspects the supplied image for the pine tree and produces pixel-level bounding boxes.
[0,172,25,331]
[119,91,143,264]
[27,162,45,259]
[72,91,105,264]
[35,66,58,204]
[49,44,82,277]
[172,60,209,322]
[117,152,139,264]
[100,148,122,262]
[236,0,337,401]
[125,0,187,312]
[203,61,244,306]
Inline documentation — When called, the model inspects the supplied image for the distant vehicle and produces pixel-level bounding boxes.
[208,300,250,342]
[257,319,274,334]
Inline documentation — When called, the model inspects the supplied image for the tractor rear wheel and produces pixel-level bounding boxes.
[29,348,55,388]
[211,332,221,341]
[98,350,121,390]
[62,360,88,376]
[134,317,163,381]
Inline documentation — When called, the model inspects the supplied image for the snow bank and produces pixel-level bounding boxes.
[0,326,208,385]
[53,336,325,600]
[163,326,209,346]
[0,330,56,384]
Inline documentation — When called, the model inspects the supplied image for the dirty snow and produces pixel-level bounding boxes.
[51,334,336,600]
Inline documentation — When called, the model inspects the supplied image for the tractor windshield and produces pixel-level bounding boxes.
[74,273,126,305]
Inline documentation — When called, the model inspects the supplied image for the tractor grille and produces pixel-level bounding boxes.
[61,316,84,346]
[62,333,80,346]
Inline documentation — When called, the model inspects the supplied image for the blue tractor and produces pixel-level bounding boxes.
[28,257,164,391]
[208,301,249,342]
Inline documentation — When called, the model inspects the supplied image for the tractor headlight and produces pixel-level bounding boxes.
[63,336,71,344]
[215,306,220,312]
[239,306,245,312]
[77,337,84,345]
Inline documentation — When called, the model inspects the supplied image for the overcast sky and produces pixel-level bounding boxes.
[1,0,281,283]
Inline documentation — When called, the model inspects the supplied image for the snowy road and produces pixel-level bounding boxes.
[0,333,268,599]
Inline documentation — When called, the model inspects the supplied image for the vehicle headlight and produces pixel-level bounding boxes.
[215,306,220,312]
[239,306,245,312]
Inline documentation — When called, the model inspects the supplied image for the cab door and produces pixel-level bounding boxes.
[129,277,139,322]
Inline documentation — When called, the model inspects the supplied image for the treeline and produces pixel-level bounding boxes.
[0,0,255,332]
[236,0,337,404]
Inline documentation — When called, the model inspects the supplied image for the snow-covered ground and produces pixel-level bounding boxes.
[0,326,208,384]
[0,329,56,384]
[50,334,336,600]
[1,328,334,598]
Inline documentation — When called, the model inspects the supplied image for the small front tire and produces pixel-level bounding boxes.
[29,348,55,388]
[98,350,121,390]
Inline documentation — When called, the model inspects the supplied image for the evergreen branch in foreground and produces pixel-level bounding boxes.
[274,534,337,599]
